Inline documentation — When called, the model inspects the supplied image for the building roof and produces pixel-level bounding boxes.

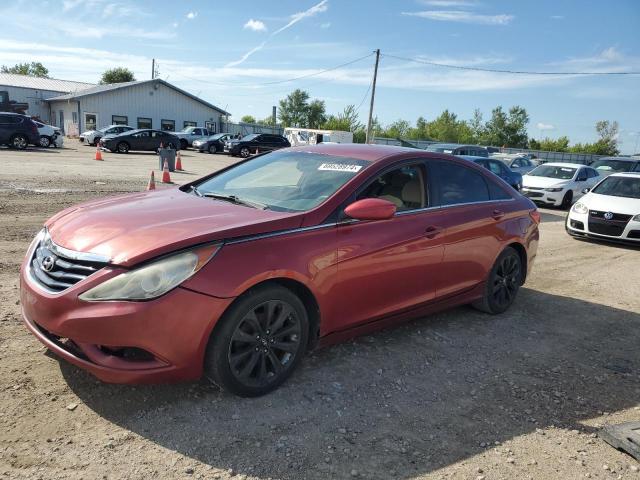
[46,79,230,116]
[0,73,95,93]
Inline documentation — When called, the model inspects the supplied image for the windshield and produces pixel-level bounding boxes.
[193,150,369,212]
[426,145,452,153]
[209,133,225,140]
[180,127,196,133]
[591,176,640,199]
[527,165,576,179]
[591,159,635,172]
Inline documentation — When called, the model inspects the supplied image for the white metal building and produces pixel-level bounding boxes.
[0,74,230,136]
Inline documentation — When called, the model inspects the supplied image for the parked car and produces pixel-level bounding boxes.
[20,144,539,397]
[459,155,523,190]
[566,172,640,244]
[426,143,488,157]
[590,157,640,177]
[225,133,291,158]
[80,125,134,146]
[491,154,538,175]
[193,133,233,154]
[33,121,63,148]
[174,127,216,150]
[100,129,179,153]
[0,112,40,149]
[521,163,600,208]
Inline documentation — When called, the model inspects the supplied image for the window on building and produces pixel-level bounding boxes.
[183,121,197,128]
[137,117,152,129]
[72,111,78,124]
[84,113,97,131]
[112,115,128,125]
[161,119,175,131]
[205,121,216,133]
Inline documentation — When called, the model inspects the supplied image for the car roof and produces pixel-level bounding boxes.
[609,172,640,178]
[539,162,585,168]
[595,157,639,162]
[457,155,486,162]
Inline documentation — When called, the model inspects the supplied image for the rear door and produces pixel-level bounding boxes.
[431,160,509,298]
[331,160,447,331]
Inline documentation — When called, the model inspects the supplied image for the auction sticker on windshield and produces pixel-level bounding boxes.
[318,163,363,173]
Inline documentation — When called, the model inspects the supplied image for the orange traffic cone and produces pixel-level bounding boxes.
[95,146,103,161]
[147,171,156,190]
[175,151,183,171]
[161,160,171,183]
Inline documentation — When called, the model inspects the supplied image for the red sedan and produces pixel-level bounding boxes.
[20,144,539,396]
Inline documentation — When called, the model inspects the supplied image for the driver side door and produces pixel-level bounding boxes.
[329,161,447,333]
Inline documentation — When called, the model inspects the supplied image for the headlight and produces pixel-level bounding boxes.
[633,214,640,222]
[572,202,588,214]
[545,187,564,192]
[79,243,221,301]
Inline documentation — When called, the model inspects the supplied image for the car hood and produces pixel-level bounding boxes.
[522,176,569,189]
[581,192,640,215]
[80,130,96,136]
[45,188,302,266]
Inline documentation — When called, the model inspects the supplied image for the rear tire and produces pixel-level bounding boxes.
[10,134,28,150]
[472,247,522,315]
[39,135,51,148]
[204,285,309,397]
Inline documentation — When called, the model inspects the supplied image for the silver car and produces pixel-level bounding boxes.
[492,154,538,175]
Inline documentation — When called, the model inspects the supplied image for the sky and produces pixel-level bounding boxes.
[1,0,639,153]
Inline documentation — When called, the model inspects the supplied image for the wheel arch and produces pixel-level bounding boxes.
[506,241,528,284]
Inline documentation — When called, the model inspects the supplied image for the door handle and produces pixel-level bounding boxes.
[492,209,505,220]
[424,225,443,239]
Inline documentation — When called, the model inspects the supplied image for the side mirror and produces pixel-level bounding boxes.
[344,198,396,221]
[582,188,590,194]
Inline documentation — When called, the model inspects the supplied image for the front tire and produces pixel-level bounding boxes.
[240,147,251,158]
[472,247,522,314]
[10,134,28,150]
[204,285,309,397]
[560,191,573,209]
[116,142,129,153]
[39,135,51,148]
[208,144,217,154]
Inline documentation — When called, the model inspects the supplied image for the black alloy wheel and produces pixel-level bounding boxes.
[116,142,129,153]
[208,144,217,154]
[240,146,251,158]
[205,285,308,397]
[472,246,522,314]
[11,134,28,150]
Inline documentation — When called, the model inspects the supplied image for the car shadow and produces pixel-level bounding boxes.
[60,288,640,479]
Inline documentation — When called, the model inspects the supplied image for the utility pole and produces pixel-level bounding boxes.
[365,49,380,144]
[151,59,155,79]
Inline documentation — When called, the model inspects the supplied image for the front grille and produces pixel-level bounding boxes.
[628,230,640,239]
[588,222,625,237]
[524,191,544,198]
[589,210,632,222]
[30,236,107,293]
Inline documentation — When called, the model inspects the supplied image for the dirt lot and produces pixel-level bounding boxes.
[0,144,639,480]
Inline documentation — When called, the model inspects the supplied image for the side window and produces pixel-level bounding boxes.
[436,162,490,206]
[357,164,427,211]
[487,181,512,200]
[512,159,522,168]
[576,169,587,181]
[634,163,640,172]
[488,160,503,175]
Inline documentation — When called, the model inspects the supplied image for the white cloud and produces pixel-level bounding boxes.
[550,15,564,20]
[552,47,640,74]
[402,10,514,25]
[186,11,197,20]
[536,122,555,131]
[320,22,331,29]
[244,19,267,32]
[227,0,329,67]
[419,0,478,6]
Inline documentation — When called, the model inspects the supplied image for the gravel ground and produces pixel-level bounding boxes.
[0,144,638,480]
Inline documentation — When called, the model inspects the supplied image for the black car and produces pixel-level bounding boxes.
[101,129,180,153]
[194,133,233,154]
[0,112,40,150]
[459,155,523,190]
[225,133,291,158]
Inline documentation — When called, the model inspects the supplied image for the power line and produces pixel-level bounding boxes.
[354,77,373,114]
[381,53,640,75]
[162,52,374,88]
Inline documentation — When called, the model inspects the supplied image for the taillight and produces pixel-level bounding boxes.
[529,210,541,225]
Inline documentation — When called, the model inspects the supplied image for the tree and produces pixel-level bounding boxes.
[469,109,485,144]
[482,105,529,148]
[385,119,411,138]
[100,67,136,84]
[240,115,256,124]
[1,62,49,78]
[322,105,364,133]
[529,136,570,152]
[307,99,327,129]
[278,89,310,127]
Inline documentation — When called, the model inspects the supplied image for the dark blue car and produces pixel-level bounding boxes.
[459,155,522,191]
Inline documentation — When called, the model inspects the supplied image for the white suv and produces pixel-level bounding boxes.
[521,162,600,209]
